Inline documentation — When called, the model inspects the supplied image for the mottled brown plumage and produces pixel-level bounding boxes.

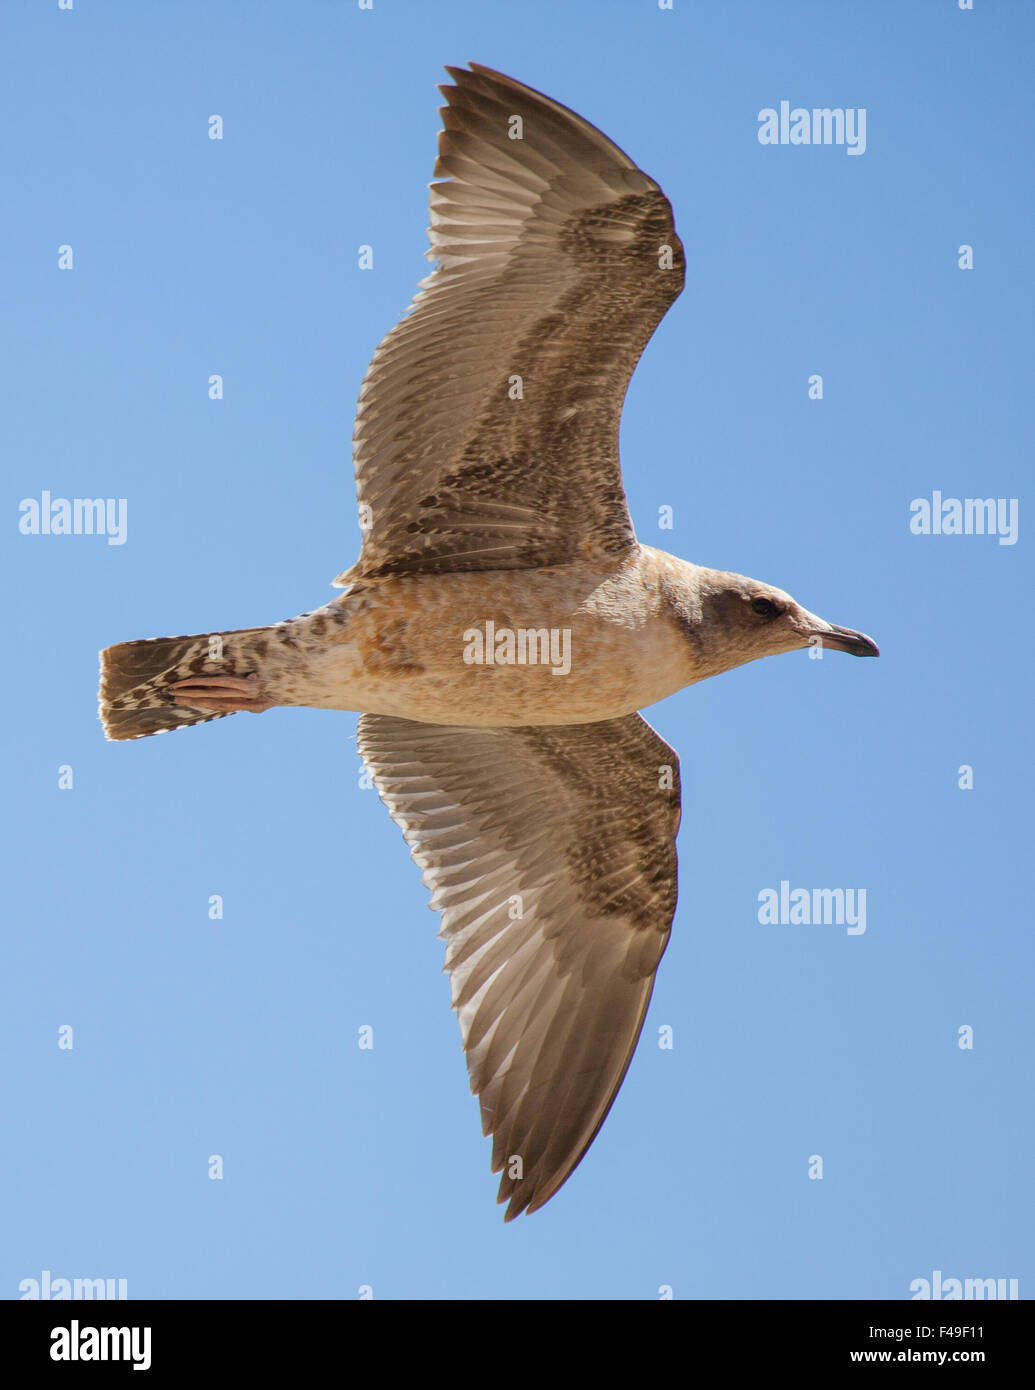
[340,64,684,583]
[99,64,877,1219]
[358,713,680,1219]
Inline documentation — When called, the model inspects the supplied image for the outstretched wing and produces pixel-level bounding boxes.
[340,63,685,584]
[358,712,681,1219]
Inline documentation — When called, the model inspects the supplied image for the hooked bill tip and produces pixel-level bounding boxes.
[816,625,880,658]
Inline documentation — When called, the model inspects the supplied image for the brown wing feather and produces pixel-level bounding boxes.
[340,63,685,584]
[358,711,682,1219]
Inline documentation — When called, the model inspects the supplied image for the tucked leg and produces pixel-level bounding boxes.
[167,673,273,714]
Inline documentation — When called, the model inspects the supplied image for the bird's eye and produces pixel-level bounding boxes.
[751,597,778,617]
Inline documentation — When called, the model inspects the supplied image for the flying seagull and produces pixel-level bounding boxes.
[99,63,878,1220]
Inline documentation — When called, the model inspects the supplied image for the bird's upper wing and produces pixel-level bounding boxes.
[339,63,685,585]
[358,711,681,1219]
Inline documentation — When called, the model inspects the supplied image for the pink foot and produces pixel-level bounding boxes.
[167,673,273,714]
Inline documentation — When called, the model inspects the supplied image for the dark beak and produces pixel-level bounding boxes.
[813,624,880,658]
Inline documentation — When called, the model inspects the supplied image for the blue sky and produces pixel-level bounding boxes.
[3,0,1032,1299]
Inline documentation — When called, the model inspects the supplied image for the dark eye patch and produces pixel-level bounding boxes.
[751,597,779,618]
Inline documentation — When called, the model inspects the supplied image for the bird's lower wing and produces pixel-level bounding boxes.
[357,711,682,1219]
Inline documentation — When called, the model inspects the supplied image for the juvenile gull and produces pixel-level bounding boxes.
[99,64,878,1220]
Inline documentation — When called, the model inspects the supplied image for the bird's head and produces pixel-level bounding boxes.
[673,567,879,676]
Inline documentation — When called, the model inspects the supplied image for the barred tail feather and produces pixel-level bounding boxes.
[99,626,269,742]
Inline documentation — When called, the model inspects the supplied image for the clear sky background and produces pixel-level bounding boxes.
[3,0,1032,1300]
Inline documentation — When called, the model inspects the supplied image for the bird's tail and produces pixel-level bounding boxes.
[99,625,270,742]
